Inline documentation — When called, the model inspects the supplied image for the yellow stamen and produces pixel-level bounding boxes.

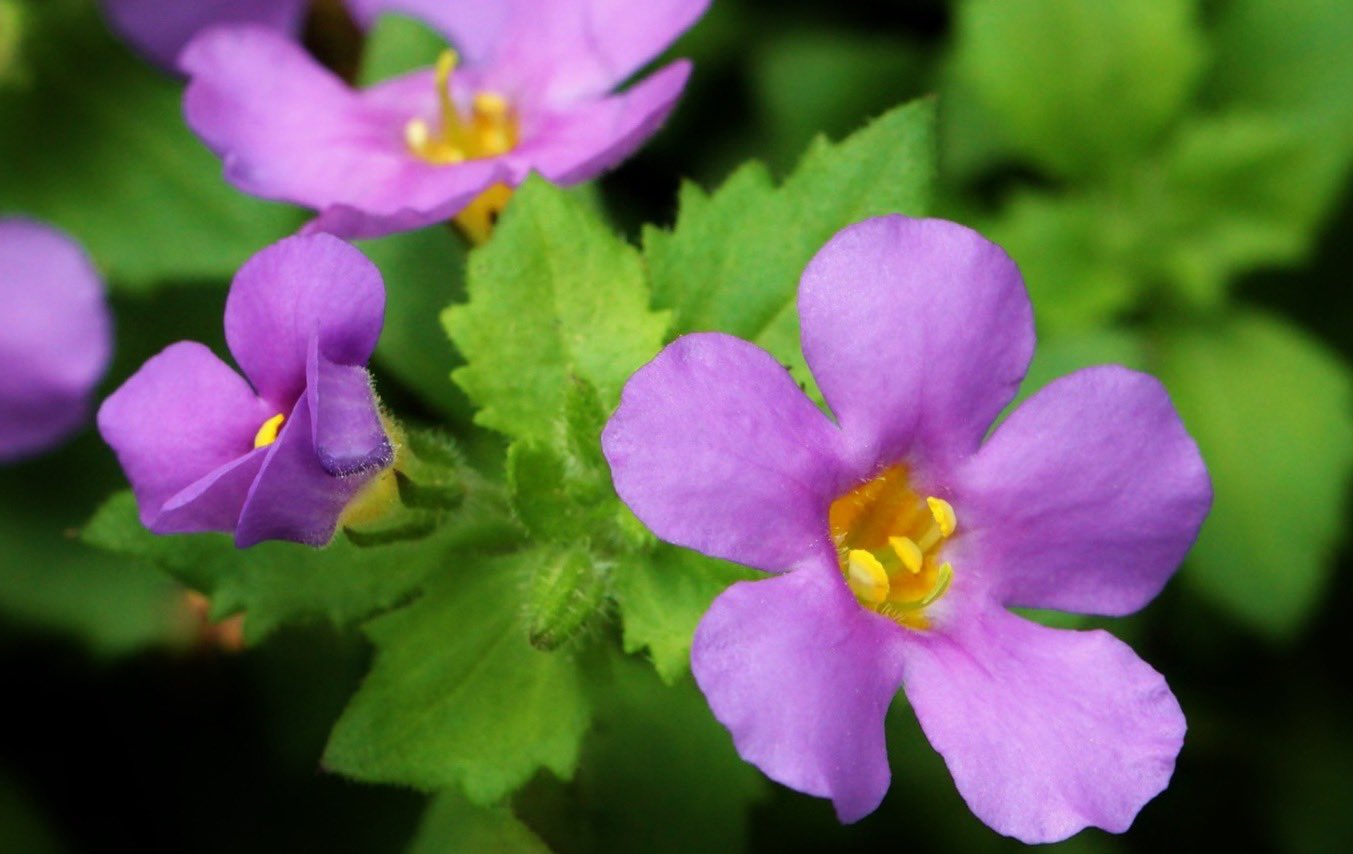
[253,413,286,449]
[927,496,956,537]
[889,536,924,574]
[433,49,461,140]
[846,549,890,605]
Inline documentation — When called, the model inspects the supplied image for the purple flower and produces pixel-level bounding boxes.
[100,0,307,72]
[180,0,706,240]
[98,234,393,548]
[0,219,112,462]
[601,216,1212,842]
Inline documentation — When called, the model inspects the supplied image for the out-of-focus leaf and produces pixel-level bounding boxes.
[984,191,1141,333]
[751,31,929,171]
[0,768,62,854]
[443,177,669,444]
[0,0,302,289]
[357,11,447,86]
[644,98,934,396]
[1155,311,1353,637]
[1010,327,1149,410]
[0,1,23,86]
[324,550,591,802]
[1145,113,1345,307]
[611,546,756,684]
[82,485,518,642]
[359,226,474,422]
[408,790,548,854]
[951,0,1203,178]
[0,454,186,656]
[572,653,767,852]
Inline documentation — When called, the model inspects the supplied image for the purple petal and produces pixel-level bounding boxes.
[346,0,511,64]
[507,61,691,185]
[692,559,906,822]
[602,333,846,573]
[798,216,1034,475]
[154,449,267,534]
[235,391,384,548]
[181,26,507,237]
[0,219,112,462]
[101,0,306,71]
[307,341,393,477]
[97,341,273,529]
[951,366,1211,616]
[901,605,1185,843]
[224,234,385,409]
[353,0,708,103]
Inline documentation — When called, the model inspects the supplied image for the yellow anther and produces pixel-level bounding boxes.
[927,496,956,538]
[404,118,431,151]
[846,549,890,605]
[472,92,509,118]
[889,536,924,574]
[253,413,286,449]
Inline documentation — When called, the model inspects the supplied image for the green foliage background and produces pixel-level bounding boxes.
[2,0,1352,851]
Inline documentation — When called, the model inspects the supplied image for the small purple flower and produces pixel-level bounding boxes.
[0,219,112,462]
[602,216,1212,842]
[98,234,393,548]
[100,0,307,72]
[180,0,706,240]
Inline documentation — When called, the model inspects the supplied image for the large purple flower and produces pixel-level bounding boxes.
[0,219,112,462]
[98,234,393,548]
[602,216,1212,842]
[180,0,706,240]
[100,0,308,71]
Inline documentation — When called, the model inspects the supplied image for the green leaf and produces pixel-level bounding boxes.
[0,450,187,656]
[0,0,302,289]
[0,1,23,86]
[643,98,934,394]
[751,31,930,171]
[443,177,669,444]
[357,11,448,87]
[571,653,767,853]
[611,546,757,684]
[408,791,549,854]
[82,486,519,642]
[951,0,1203,178]
[1155,311,1353,637]
[360,226,475,422]
[1145,113,1347,306]
[324,549,591,801]
[983,191,1141,333]
[1010,327,1149,410]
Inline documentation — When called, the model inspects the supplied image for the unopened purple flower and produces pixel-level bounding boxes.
[0,219,112,462]
[100,0,307,71]
[602,216,1212,842]
[180,0,706,240]
[99,234,393,548]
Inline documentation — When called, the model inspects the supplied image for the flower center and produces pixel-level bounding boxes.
[828,465,955,629]
[253,413,286,449]
[404,50,519,166]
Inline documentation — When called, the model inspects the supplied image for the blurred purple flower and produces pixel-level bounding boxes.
[180,0,706,240]
[100,0,308,71]
[602,215,1212,842]
[0,219,112,462]
[99,234,393,548]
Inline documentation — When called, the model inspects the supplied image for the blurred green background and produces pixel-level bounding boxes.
[2,0,1351,850]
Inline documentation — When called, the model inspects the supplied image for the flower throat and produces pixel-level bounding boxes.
[829,465,955,629]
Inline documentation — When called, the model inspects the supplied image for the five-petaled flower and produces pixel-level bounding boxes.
[602,215,1212,843]
[99,234,394,548]
[0,219,112,462]
[180,0,707,241]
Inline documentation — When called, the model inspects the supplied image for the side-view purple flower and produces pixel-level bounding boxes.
[0,219,112,462]
[100,0,307,71]
[602,215,1213,842]
[180,0,707,240]
[99,234,394,548]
